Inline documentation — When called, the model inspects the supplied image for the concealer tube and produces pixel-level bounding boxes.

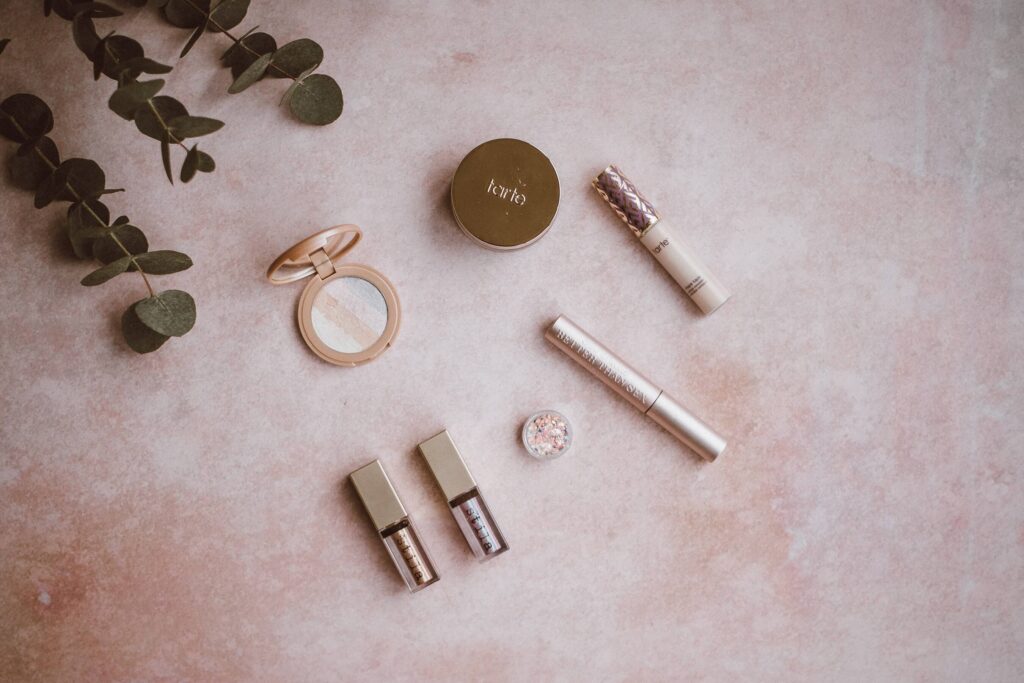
[545,315,727,462]
[350,460,440,593]
[593,165,731,315]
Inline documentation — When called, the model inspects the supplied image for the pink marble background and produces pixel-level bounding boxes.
[2,1,1022,680]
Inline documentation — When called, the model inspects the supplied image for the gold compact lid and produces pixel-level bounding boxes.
[417,430,477,502]
[450,138,559,250]
[349,460,407,531]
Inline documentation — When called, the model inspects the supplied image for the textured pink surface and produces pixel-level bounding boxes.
[2,2,1023,680]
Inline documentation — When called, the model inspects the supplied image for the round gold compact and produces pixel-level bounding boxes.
[267,225,400,367]
[450,138,560,250]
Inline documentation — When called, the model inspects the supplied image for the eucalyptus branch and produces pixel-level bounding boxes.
[44,0,223,183]
[1,91,196,353]
[153,0,343,125]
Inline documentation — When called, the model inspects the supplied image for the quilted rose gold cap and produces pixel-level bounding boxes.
[592,165,660,238]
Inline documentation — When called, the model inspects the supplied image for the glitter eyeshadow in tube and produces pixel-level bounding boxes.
[593,165,731,315]
[417,430,509,561]
[349,460,440,592]
[545,315,727,462]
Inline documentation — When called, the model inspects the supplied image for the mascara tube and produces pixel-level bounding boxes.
[593,165,731,315]
[545,315,726,461]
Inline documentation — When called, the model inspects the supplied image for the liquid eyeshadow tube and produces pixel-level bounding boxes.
[349,459,440,592]
[593,165,731,315]
[417,430,509,561]
[545,315,727,461]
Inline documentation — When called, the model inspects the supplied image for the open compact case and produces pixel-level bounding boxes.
[267,225,400,366]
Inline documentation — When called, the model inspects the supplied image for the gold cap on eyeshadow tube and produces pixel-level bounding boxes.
[544,315,727,461]
[350,460,408,531]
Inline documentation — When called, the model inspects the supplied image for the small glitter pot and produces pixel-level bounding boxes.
[522,410,573,460]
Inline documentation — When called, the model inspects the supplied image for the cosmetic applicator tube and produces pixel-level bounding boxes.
[545,315,726,461]
[593,165,730,315]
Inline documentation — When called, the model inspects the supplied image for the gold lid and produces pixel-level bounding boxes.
[349,460,407,531]
[417,430,477,502]
[450,138,559,250]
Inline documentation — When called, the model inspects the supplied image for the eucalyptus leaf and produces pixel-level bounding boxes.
[91,35,107,80]
[122,304,169,353]
[71,2,123,18]
[228,51,271,93]
[135,289,196,337]
[222,31,275,78]
[34,169,67,208]
[196,150,215,172]
[8,137,60,191]
[181,144,199,182]
[288,74,343,126]
[160,130,173,184]
[81,255,131,286]
[179,22,206,58]
[135,250,193,274]
[93,224,148,264]
[168,115,224,138]
[0,38,9,56]
[221,25,259,58]
[133,95,187,140]
[0,94,54,143]
[72,13,100,56]
[269,38,323,78]
[208,0,250,32]
[109,79,165,120]
[54,158,106,201]
[163,0,209,28]
[99,35,144,79]
[67,199,109,258]
[115,57,173,78]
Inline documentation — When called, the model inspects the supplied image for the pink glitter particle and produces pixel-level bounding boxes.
[522,410,573,460]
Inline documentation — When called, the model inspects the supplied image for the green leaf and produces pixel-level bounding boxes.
[93,224,148,264]
[0,94,54,143]
[0,39,9,56]
[81,255,131,286]
[34,170,67,209]
[72,13,100,56]
[196,150,215,172]
[91,35,108,81]
[135,289,196,337]
[280,66,317,105]
[160,130,173,184]
[134,250,193,274]
[208,0,250,32]
[179,22,206,58]
[8,137,60,191]
[122,305,170,353]
[269,38,323,78]
[99,35,144,80]
[66,199,109,258]
[221,25,259,58]
[181,144,199,182]
[163,0,208,28]
[168,115,223,138]
[228,51,271,93]
[133,95,187,140]
[222,30,275,78]
[53,158,106,201]
[109,79,165,120]
[288,74,343,126]
[71,2,123,18]
[116,57,173,77]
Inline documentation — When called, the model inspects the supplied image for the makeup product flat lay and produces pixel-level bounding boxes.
[418,430,509,561]
[593,165,731,315]
[267,225,400,367]
[350,459,440,592]
[522,410,573,460]
[545,315,727,461]
[450,138,559,250]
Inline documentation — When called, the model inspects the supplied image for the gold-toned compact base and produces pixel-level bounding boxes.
[267,225,400,367]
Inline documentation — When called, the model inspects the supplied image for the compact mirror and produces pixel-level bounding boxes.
[268,225,400,366]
